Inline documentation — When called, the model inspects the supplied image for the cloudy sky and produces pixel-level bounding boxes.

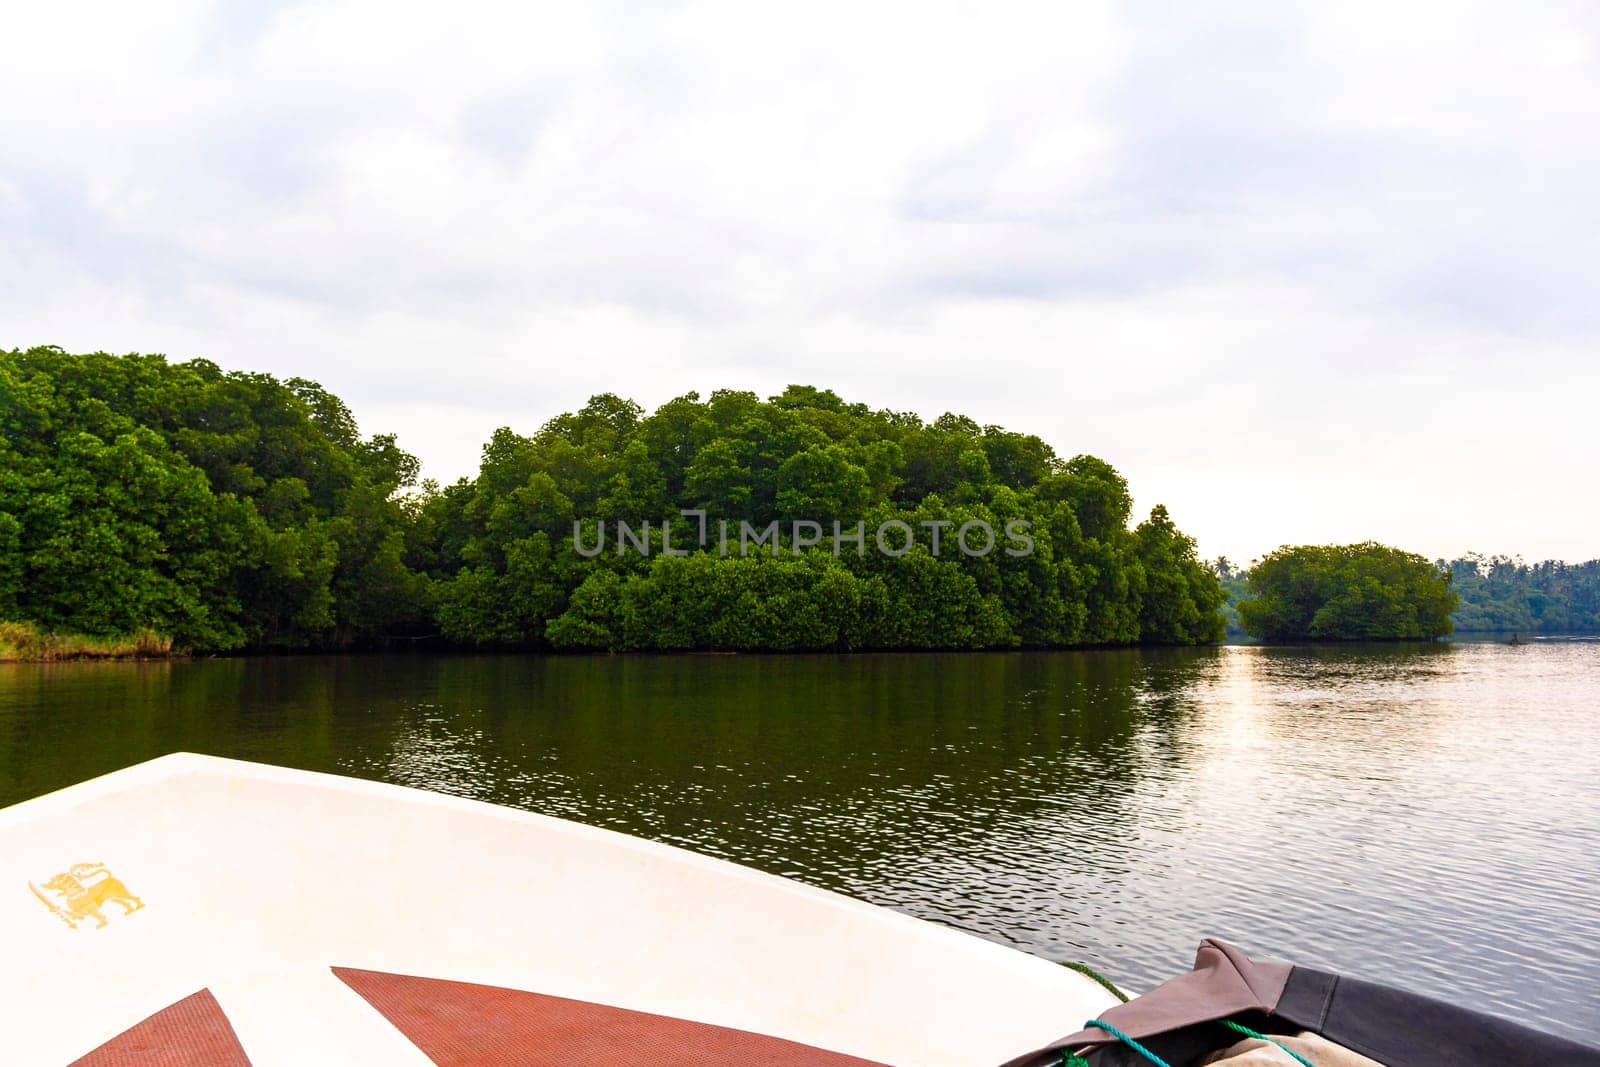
[5,1,1598,564]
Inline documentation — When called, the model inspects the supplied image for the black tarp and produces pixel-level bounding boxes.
[1002,940,1600,1067]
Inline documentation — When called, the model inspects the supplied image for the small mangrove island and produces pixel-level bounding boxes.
[1235,543,1457,642]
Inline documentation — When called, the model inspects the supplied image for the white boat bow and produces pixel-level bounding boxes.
[1,754,1114,1066]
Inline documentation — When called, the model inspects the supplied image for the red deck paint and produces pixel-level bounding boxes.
[333,967,891,1067]
[69,989,251,1066]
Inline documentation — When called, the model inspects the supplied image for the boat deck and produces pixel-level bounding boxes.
[76,971,887,1066]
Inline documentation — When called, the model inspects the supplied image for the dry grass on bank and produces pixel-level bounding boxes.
[0,621,174,662]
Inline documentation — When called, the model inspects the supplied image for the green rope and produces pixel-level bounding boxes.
[1059,961,1131,1002]
[1052,966,1316,1067]
[1055,963,1128,1065]
[1068,1018,1320,1067]
[1082,1020,1172,1067]
[1219,1020,1318,1067]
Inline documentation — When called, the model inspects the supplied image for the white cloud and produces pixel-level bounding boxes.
[3,0,1598,563]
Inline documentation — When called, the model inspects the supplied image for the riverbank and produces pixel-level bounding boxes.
[0,622,174,662]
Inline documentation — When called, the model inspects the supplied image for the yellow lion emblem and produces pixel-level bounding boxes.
[29,863,144,930]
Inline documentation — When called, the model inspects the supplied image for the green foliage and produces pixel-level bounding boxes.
[1208,557,1250,639]
[1134,506,1227,644]
[0,620,171,661]
[0,347,429,651]
[1,349,1225,653]
[1444,554,1600,633]
[1237,543,1457,642]
[429,386,1224,651]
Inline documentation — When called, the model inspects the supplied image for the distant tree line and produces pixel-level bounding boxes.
[1442,554,1600,633]
[1210,557,1249,639]
[1,348,1225,653]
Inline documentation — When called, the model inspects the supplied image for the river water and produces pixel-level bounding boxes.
[1,641,1596,1041]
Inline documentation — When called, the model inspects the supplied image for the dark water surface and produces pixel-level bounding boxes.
[2,642,1596,1041]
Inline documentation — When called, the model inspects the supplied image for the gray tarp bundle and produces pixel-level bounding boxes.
[1002,940,1600,1067]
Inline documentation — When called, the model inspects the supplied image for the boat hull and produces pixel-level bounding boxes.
[0,754,1113,1065]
